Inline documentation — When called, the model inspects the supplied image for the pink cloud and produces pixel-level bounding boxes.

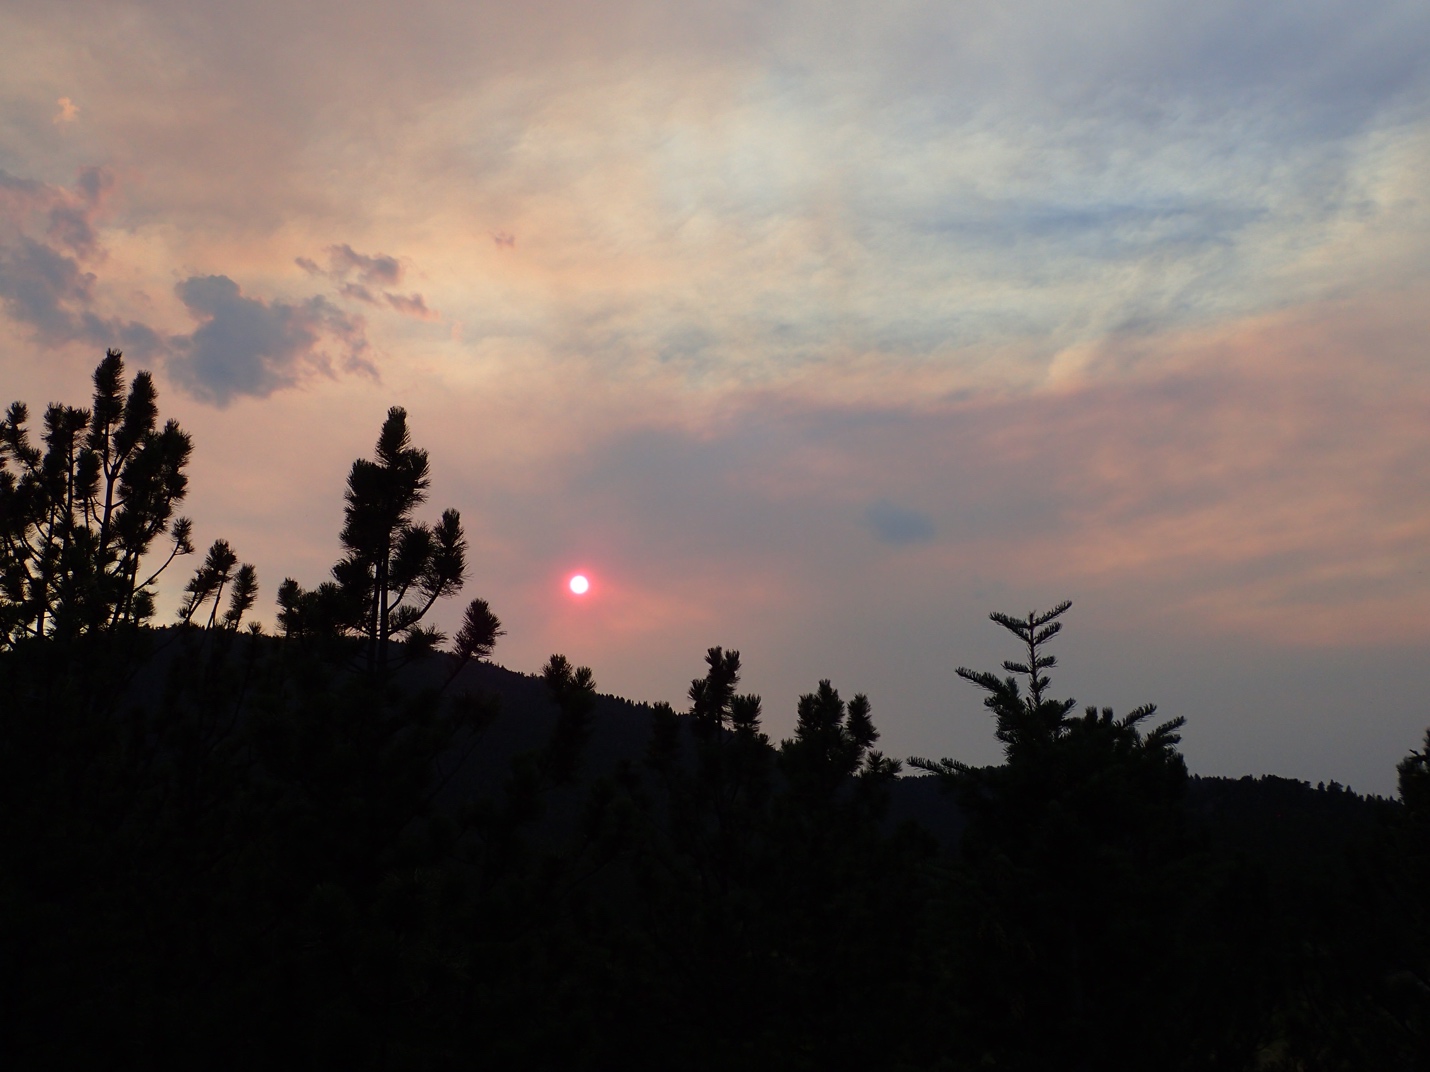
[385,291,437,319]
[323,243,402,286]
[297,245,435,318]
[851,297,1430,643]
[338,281,379,304]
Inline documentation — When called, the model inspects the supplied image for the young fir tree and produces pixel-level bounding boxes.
[911,601,1194,1071]
[911,600,1185,790]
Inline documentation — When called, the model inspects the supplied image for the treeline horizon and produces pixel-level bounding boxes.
[2,352,1428,1069]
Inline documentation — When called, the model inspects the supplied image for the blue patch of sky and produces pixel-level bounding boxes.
[910,198,1269,262]
[865,499,936,545]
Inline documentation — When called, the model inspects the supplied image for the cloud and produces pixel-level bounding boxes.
[298,244,436,319]
[9,0,1426,404]
[865,500,936,545]
[166,274,374,406]
[458,289,1430,660]
[0,236,98,340]
[298,245,403,285]
[338,281,379,304]
[0,166,108,258]
[385,291,437,319]
[47,167,113,259]
[330,281,437,319]
[0,166,139,346]
[323,243,403,286]
[0,168,369,401]
[53,97,79,124]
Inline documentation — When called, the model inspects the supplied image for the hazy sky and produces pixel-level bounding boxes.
[4,0,1428,792]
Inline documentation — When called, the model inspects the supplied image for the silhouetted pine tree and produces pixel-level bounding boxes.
[0,350,197,645]
[780,680,901,798]
[177,538,260,632]
[276,406,493,675]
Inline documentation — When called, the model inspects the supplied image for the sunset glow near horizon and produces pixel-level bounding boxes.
[2,0,1428,793]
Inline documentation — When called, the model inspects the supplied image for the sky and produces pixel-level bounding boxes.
[3,0,1429,793]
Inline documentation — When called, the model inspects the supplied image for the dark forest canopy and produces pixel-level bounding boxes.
[2,354,1427,1070]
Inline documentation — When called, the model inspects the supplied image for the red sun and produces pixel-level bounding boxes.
[568,573,590,595]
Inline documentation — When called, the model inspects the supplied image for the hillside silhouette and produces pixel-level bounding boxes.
[2,353,1427,1070]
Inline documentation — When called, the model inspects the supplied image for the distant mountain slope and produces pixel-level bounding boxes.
[116,632,1407,855]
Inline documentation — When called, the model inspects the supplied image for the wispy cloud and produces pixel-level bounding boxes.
[298,243,437,319]
[321,243,403,287]
[384,292,437,319]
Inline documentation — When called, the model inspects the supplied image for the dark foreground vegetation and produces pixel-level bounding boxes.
[2,354,1428,1070]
